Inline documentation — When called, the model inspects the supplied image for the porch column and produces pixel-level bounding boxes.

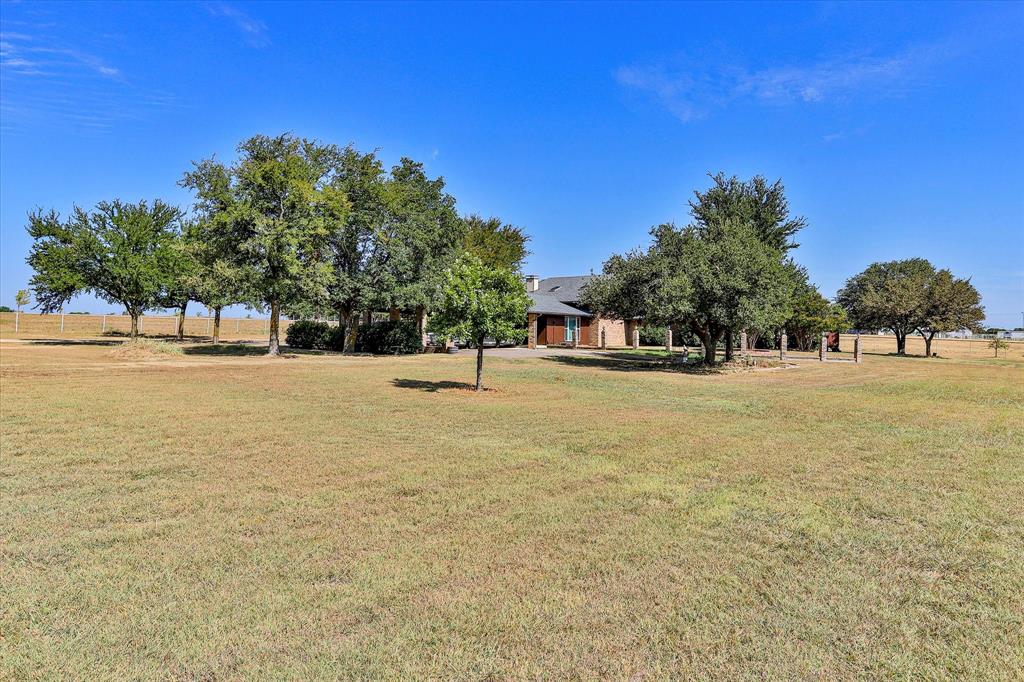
[528,313,538,349]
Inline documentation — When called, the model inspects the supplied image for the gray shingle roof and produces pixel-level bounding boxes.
[527,293,591,317]
[534,275,594,303]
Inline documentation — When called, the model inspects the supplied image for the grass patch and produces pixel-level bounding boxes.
[1,344,1022,679]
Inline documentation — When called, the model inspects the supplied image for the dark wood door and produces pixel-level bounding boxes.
[544,316,564,345]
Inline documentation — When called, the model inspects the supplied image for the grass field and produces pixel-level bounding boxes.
[2,340,1022,679]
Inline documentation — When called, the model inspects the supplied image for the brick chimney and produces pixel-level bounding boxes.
[524,275,540,292]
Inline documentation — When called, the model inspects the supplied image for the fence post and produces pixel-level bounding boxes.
[632,327,639,350]
[102,314,106,333]
[854,334,863,364]
[780,332,787,361]
[665,328,673,353]
[740,330,748,360]
[14,311,19,333]
[60,313,65,333]
[820,332,828,362]
[600,327,607,349]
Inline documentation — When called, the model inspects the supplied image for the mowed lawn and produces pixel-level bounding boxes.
[1,342,1022,680]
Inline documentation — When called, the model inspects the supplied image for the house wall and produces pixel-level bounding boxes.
[597,317,626,347]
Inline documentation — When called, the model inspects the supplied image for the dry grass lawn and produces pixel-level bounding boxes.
[1,340,1022,679]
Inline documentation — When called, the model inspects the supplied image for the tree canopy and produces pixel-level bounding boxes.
[462,214,530,272]
[181,134,336,355]
[836,258,982,356]
[689,172,806,252]
[428,255,529,390]
[26,199,182,337]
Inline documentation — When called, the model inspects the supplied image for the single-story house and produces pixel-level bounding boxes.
[524,275,638,349]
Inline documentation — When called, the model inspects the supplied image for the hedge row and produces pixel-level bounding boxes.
[285,319,422,354]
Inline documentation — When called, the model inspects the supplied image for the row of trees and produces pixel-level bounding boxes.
[837,258,984,356]
[581,173,985,363]
[26,134,531,358]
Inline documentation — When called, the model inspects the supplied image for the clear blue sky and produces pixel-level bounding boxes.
[2,1,1022,326]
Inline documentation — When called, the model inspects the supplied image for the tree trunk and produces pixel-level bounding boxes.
[693,327,719,365]
[921,331,934,357]
[415,305,427,349]
[896,330,906,355]
[177,302,187,340]
[130,312,139,339]
[267,301,281,356]
[389,306,401,321]
[212,307,221,344]
[724,329,734,362]
[338,304,356,354]
[475,338,485,392]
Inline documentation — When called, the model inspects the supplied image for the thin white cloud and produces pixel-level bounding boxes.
[204,2,270,48]
[615,44,944,122]
[0,28,178,133]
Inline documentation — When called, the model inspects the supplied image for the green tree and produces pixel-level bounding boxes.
[784,281,850,351]
[915,269,984,357]
[462,214,530,271]
[182,134,335,355]
[837,259,936,355]
[15,289,30,312]
[160,227,199,340]
[428,255,529,391]
[370,159,464,338]
[181,220,248,344]
[689,172,806,252]
[320,145,383,352]
[26,200,182,338]
[584,219,794,365]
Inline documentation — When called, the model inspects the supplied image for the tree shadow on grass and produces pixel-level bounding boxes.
[542,352,723,374]
[391,378,476,392]
[182,344,270,357]
[27,339,123,347]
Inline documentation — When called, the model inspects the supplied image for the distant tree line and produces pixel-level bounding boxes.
[25,133,531,359]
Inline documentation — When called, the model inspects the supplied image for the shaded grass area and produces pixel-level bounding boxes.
[1,344,1022,679]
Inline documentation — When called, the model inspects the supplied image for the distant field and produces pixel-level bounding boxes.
[2,340,1021,679]
[0,311,297,341]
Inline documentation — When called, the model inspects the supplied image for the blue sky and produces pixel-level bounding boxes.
[2,1,1022,326]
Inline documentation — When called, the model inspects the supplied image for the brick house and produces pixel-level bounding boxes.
[524,275,638,349]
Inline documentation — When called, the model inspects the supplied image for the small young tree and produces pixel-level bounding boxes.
[989,337,1009,358]
[428,255,529,391]
[15,289,30,312]
[26,200,181,337]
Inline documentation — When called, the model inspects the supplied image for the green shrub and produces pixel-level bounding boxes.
[286,320,338,350]
[356,320,422,354]
[638,324,667,346]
